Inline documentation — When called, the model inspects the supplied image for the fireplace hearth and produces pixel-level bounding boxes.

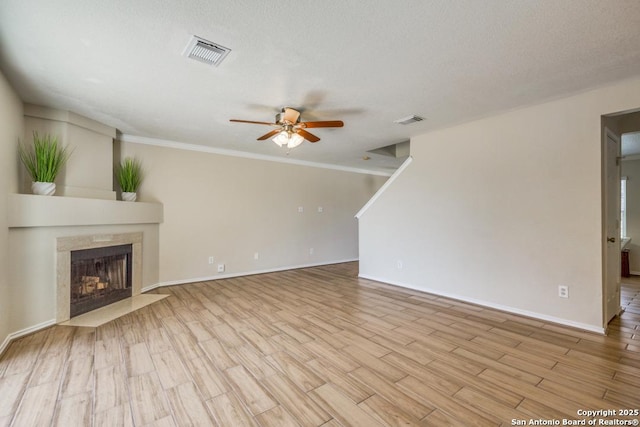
[70,244,132,317]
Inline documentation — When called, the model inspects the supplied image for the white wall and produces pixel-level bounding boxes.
[359,76,640,331]
[119,141,386,285]
[622,159,640,272]
[0,71,23,349]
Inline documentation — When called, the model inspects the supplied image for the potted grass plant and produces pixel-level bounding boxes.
[19,132,72,196]
[116,157,143,201]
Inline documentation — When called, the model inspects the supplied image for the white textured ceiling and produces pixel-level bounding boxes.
[1,1,640,173]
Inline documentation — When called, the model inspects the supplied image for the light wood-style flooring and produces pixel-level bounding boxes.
[1,262,639,426]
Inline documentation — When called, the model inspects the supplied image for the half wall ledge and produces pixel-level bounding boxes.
[8,193,163,228]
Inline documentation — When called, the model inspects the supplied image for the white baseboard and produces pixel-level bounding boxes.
[0,318,56,356]
[142,259,358,292]
[629,270,640,276]
[358,274,606,335]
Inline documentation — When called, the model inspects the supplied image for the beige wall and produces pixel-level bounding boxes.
[0,71,23,349]
[119,142,386,284]
[622,159,640,272]
[359,76,640,332]
[22,106,116,199]
[0,82,384,351]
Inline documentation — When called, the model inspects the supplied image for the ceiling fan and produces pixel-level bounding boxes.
[230,107,344,149]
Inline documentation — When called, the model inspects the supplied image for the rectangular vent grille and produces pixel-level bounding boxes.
[184,36,231,67]
[394,115,425,125]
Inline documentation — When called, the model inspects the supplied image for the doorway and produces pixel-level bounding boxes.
[603,110,640,329]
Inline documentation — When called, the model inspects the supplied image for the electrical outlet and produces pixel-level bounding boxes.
[558,285,569,298]
[208,256,214,265]
[317,206,323,213]
[217,264,225,273]
[309,247,314,255]
[254,252,259,260]
[297,206,304,213]
[397,260,403,270]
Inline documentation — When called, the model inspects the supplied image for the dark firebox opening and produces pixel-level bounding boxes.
[70,244,132,318]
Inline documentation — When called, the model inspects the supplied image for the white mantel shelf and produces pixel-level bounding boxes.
[8,193,163,228]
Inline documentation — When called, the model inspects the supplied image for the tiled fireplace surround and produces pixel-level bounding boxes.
[56,232,142,323]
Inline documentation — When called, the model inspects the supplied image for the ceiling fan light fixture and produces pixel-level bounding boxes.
[288,133,304,148]
[272,131,287,147]
[273,131,304,148]
[230,107,343,147]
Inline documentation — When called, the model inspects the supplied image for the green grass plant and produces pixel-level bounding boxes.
[19,132,72,182]
[116,157,143,192]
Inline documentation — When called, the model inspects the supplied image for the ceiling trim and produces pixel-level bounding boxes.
[118,134,393,177]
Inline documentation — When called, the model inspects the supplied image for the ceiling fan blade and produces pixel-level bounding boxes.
[297,129,320,143]
[282,107,300,124]
[230,119,277,126]
[257,129,282,140]
[298,120,344,128]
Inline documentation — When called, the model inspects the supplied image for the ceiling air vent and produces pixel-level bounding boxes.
[394,115,425,125]
[183,36,231,67]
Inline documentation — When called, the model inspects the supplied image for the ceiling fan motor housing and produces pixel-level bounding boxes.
[276,112,298,125]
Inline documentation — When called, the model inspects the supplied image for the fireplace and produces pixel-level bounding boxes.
[56,232,143,323]
[70,244,132,317]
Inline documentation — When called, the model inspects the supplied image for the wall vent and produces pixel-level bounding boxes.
[183,36,231,67]
[394,115,425,125]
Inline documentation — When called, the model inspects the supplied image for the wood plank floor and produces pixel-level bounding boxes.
[1,262,639,426]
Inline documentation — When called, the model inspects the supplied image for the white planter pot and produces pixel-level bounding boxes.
[32,181,56,196]
[122,192,137,202]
